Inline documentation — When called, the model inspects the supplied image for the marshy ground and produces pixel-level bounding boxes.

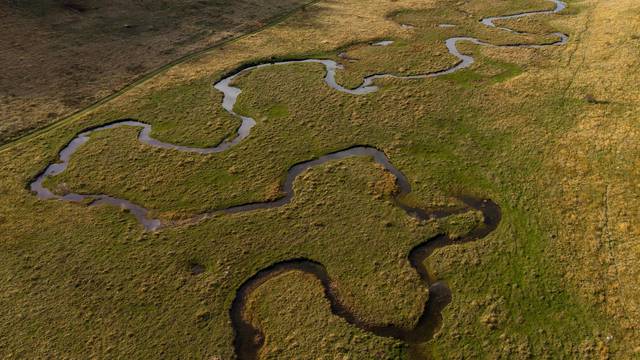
[1,0,639,358]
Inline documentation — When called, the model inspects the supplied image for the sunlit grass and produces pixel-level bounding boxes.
[0,0,635,358]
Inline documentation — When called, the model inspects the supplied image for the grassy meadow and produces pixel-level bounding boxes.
[1,0,638,358]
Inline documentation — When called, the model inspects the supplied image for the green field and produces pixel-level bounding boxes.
[1,0,639,358]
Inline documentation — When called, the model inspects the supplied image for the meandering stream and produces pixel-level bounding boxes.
[30,0,566,232]
[228,1,563,358]
[231,187,501,359]
[28,1,566,357]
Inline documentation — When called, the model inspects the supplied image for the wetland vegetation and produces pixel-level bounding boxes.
[1,0,638,358]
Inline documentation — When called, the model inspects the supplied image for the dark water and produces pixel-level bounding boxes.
[230,197,501,359]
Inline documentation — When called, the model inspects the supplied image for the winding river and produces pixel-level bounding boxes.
[231,189,501,359]
[31,0,567,232]
[29,0,566,357]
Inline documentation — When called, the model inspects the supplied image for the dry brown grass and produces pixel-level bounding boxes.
[543,0,640,350]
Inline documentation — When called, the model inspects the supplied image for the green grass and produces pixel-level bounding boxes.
[442,58,524,87]
[0,0,632,358]
[266,103,290,118]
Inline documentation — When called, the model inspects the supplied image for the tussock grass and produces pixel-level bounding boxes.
[246,271,407,358]
[0,0,637,358]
